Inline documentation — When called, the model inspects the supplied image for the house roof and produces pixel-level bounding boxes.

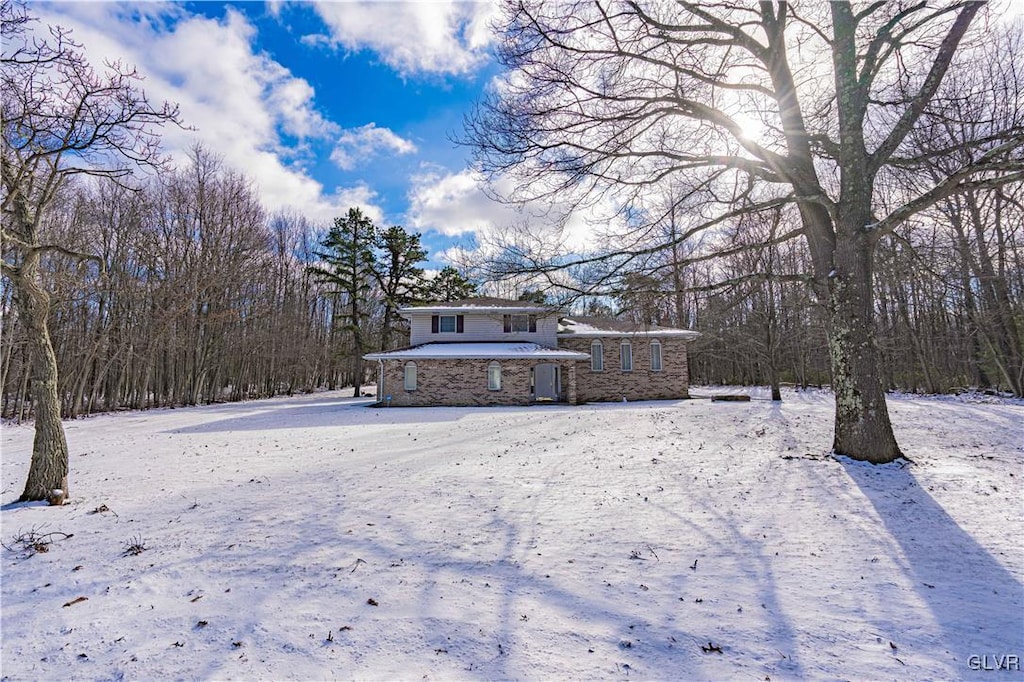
[400,297,554,315]
[558,316,700,339]
[364,342,589,361]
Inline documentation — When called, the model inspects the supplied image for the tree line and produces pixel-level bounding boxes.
[1,147,477,419]
[1,0,470,502]
[602,190,1022,400]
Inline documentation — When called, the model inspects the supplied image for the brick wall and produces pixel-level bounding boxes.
[376,358,579,406]
[559,335,691,402]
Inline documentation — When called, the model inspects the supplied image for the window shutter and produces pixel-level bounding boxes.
[503,315,511,333]
[431,315,439,333]
[456,315,465,333]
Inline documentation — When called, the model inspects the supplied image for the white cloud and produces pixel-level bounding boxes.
[407,168,501,236]
[406,167,622,252]
[306,1,497,77]
[330,184,385,224]
[34,2,379,224]
[330,124,417,170]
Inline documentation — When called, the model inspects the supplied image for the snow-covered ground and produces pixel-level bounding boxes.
[1,388,1021,680]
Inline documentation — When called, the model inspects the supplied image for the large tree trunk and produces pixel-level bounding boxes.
[381,305,394,352]
[827,230,902,463]
[350,295,363,398]
[821,4,904,464]
[970,193,1024,396]
[16,252,70,502]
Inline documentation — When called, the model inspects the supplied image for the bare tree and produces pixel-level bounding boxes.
[911,24,1024,396]
[465,1,1024,462]
[1,1,181,501]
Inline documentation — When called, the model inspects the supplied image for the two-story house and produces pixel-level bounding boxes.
[363,297,699,406]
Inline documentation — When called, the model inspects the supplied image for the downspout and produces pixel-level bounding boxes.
[376,359,384,404]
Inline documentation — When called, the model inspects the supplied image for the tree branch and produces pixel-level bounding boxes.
[868,2,983,174]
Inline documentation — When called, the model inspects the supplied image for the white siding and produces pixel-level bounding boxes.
[407,311,559,346]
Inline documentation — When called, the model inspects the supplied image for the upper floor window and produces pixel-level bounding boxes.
[620,340,633,372]
[591,340,604,372]
[503,314,537,333]
[404,362,417,391]
[431,314,464,333]
[488,362,502,390]
[650,340,663,372]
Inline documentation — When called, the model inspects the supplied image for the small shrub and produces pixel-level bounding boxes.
[121,536,148,556]
[2,527,73,558]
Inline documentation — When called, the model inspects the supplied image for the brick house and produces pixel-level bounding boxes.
[363,297,698,406]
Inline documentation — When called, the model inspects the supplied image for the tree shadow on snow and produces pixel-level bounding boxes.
[839,459,1023,667]
[145,464,756,680]
[168,398,474,433]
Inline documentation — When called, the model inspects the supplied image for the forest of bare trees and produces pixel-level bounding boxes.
[0,146,481,420]
[6,139,1017,425]
[607,191,1023,400]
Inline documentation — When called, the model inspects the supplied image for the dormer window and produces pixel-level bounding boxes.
[503,314,537,333]
[431,314,464,333]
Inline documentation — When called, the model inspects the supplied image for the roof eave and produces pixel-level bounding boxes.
[400,306,554,316]
[557,330,701,339]
[365,351,590,360]
[364,343,590,361]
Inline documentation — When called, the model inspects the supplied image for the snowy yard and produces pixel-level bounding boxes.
[1,388,1022,680]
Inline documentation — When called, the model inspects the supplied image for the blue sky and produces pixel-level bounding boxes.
[36,1,521,267]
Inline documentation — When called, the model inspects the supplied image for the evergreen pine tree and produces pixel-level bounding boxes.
[372,225,428,350]
[309,208,377,397]
[427,266,478,302]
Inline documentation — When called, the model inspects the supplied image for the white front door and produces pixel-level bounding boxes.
[534,363,558,401]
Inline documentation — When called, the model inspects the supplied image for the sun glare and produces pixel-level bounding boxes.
[733,112,765,142]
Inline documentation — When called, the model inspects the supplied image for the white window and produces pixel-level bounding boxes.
[404,362,417,391]
[591,340,604,371]
[439,315,457,333]
[488,362,502,390]
[504,314,537,333]
[650,340,663,372]
[432,314,463,334]
[620,340,633,372]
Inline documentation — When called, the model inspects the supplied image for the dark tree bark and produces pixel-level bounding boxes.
[13,243,69,500]
[1,1,180,500]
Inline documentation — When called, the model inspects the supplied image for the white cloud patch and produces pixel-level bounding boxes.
[407,167,621,253]
[34,2,380,223]
[330,183,385,224]
[407,168,501,236]
[306,1,497,77]
[330,124,417,171]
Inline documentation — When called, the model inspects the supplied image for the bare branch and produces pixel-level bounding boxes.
[868,2,984,173]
